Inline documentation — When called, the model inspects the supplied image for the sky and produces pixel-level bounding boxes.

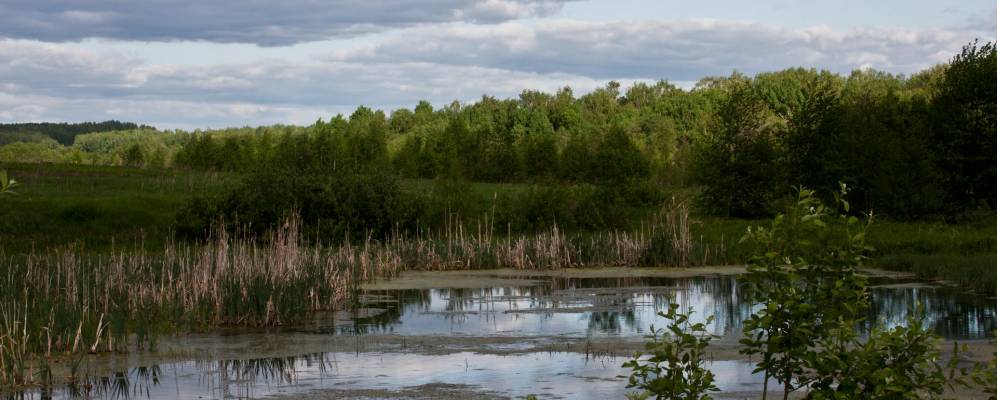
[0,0,994,129]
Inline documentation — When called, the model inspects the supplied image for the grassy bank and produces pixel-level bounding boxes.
[868,217,997,295]
[0,163,237,252]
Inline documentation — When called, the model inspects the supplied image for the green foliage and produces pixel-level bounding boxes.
[738,185,965,399]
[933,40,997,212]
[808,306,956,399]
[623,303,719,400]
[0,163,235,253]
[178,167,418,243]
[691,80,780,218]
[0,131,53,146]
[0,169,17,194]
[0,121,149,145]
[2,41,994,222]
[738,185,870,397]
[593,124,650,183]
[781,72,844,196]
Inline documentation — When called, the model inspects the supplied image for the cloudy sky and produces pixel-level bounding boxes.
[1,0,994,129]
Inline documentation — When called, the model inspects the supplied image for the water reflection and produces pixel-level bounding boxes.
[16,352,772,400]
[313,275,752,337]
[327,275,997,340]
[867,284,997,339]
[21,367,164,400]
[10,273,997,399]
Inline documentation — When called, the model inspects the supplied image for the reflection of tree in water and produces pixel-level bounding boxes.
[45,365,163,400]
[586,310,635,333]
[684,275,754,336]
[343,289,431,334]
[565,275,753,336]
[346,275,996,339]
[53,354,328,400]
[866,285,997,339]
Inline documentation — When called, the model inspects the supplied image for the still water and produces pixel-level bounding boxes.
[329,275,997,340]
[27,353,770,400]
[15,272,997,399]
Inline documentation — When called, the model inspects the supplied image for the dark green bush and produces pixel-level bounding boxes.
[178,167,420,243]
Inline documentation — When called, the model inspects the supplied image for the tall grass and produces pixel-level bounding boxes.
[0,215,356,387]
[384,200,726,270]
[0,201,723,388]
[879,252,997,295]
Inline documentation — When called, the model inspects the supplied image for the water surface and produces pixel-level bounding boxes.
[15,271,997,399]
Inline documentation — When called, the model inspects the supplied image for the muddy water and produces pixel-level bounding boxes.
[15,268,997,399]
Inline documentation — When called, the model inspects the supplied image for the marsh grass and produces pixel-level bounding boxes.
[879,252,997,295]
[0,201,720,389]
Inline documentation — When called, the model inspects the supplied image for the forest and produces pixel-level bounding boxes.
[3,44,993,225]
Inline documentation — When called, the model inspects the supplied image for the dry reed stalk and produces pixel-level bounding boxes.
[1,207,722,378]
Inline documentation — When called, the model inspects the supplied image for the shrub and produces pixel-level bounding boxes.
[178,168,420,243]
[623,303,719,400]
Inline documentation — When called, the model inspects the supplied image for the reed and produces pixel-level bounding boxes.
[0,201,723,388]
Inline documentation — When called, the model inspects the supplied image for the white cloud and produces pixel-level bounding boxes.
[330,20,977,80]
[1,7,992,128]
[0,0,575,46]
[0,39,620,128]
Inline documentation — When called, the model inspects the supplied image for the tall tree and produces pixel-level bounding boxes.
[933,40,997,211]
[691,79,780,217]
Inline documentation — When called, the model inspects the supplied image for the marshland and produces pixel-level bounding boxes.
[2,15,997,400]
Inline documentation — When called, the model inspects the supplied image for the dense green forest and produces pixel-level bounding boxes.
[1,41,995,231]
[0,121,152,146]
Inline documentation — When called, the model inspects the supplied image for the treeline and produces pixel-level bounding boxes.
[694,41,996,219]
[0,129,185,167]
[0,120,151,145]
[3,41,995,222]
[172,88,677,186]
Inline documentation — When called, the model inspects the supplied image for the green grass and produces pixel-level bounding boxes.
[0,163,238,252]
[867,217,997,295]
[867,217,997,255]
[879,252,997,295]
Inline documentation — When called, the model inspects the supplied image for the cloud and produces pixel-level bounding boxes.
[331,20,976,80]
[0,93,334,130]
[1,14,991,128]
[0,0,573,46]
[0,39,614,128]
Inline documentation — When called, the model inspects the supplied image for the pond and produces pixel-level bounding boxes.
[14,268,997,399]
[326,274,997,340]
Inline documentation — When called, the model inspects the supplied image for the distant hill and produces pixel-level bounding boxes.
[0,121,155,145]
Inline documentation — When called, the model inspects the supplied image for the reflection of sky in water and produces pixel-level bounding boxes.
[868,285,997,339]
[20,274,997,400]
[341,276,997,340]
[31,352,772,400]
[339,276,755,338]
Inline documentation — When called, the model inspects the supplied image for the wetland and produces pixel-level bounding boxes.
[14,267,997,399]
